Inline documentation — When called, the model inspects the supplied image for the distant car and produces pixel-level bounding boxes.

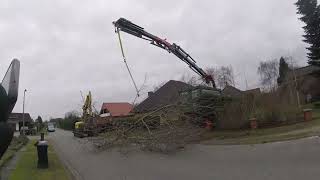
[47,124,55,132]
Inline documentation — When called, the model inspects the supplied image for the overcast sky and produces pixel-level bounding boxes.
[0,0,311,119]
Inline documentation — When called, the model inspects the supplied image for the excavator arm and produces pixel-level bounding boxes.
[82,91,93,119]
[113,18,216,88]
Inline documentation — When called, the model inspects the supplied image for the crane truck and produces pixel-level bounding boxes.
[113,18,223,128]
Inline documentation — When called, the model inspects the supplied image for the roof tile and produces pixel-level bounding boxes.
[101,102,133,117]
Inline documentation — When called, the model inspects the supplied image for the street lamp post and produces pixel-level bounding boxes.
[22,89,27,136]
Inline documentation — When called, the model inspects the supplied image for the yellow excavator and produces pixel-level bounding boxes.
[73,91,98,138]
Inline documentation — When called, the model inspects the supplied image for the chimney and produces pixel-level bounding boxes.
[148,91,154,97]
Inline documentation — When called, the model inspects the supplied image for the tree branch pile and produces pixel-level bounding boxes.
[91,104,202,153]
[91,94,231,153]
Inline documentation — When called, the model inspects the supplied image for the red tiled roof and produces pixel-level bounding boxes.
[101,102,133,117]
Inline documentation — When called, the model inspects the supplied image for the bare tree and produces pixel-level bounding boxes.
[207,66,235,89]
[179,73,201,86]
[257,59,279,91]
[218,66,235,89]
[65,110,80,119]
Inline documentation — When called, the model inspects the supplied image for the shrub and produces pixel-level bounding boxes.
[218,99,251,129]
[58,112,81,130]
[9,136,29,151]
[58,118,79,130]
[254,92,301,127]
[313,101,320,109]
[218,89,301,129]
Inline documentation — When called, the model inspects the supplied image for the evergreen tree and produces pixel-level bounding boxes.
[36,116,43,124]
[296,0,320,65]
[36,116,43,130]
[277,57,290,85]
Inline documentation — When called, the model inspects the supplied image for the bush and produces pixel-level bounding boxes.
[218,90,301,129]
[58,112,80,130]
[313,101,320,109]
[254,92,301,127]
[218,99,251,129]
[9,135,29,151]
[17,135,29,145]
[58,118,79,130]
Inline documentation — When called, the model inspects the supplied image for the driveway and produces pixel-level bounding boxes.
[49,128,320,180]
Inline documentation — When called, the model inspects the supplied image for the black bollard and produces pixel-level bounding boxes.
[36,133,48,168]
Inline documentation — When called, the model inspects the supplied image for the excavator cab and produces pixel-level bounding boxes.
[73,121,86,138]
[73,119,98,138]
[75,121,84,130]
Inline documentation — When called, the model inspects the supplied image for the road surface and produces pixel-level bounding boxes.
[49,128,320,180]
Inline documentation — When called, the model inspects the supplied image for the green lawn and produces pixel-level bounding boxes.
[202,104,320,145]
[9,140,71,180]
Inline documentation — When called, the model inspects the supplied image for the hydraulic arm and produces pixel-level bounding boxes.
[113,18,216,88]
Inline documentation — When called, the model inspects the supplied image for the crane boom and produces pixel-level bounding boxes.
[113,18,216,88]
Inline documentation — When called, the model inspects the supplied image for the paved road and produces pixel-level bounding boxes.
[49,128,320,180]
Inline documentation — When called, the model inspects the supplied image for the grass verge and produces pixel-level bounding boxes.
[9,140,71,180]
[0,136,29,170]
[202,104,320,145]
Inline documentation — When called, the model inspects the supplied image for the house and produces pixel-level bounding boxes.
[222,85,261,98]
[288,65,320,78]
[100,102,133,117]
[134,80,193,112]
[244,88,261,97]
[221,86,243,97]
[283,65,320,102]
[8,113,33,131]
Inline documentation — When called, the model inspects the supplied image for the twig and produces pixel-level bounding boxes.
[141,118,152,135]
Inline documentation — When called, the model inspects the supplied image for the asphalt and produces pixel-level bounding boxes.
[49,128,320,180]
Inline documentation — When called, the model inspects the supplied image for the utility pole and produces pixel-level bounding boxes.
[22,89,27,136]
